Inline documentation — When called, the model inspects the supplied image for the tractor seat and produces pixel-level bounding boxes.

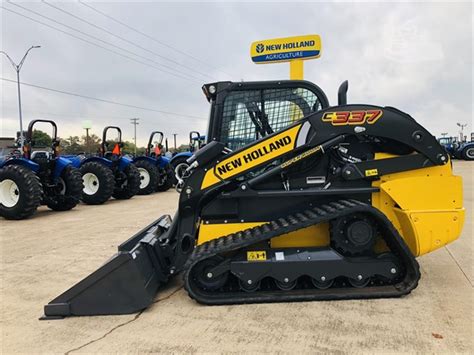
[104,152,120,161]
[30,151,50,164]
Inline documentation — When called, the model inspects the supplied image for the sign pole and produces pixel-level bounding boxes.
[290,59,304,80]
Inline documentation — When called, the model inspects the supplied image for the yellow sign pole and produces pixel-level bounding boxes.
[290,59,304,80]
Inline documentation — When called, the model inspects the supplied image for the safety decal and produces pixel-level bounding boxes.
[247,251,267,261]
[365,169,379,177]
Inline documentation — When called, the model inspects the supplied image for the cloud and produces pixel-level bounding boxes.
[1,1,472,146]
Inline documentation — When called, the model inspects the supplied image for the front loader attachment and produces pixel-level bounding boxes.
[41,215,174,319]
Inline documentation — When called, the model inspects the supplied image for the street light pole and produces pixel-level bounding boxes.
[0,46,41,150]
[173,133,177,151]
[130,118,140,155]
[457,122,467,142]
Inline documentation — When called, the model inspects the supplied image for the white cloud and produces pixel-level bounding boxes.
[1,1,472,145]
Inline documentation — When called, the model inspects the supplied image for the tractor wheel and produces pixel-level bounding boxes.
[113,164,141,199]
[0,165,43,220]
[170,156,189,185]
[80,162,115,205]
[156,165,174,192]
[45,165,83,211]
[462,147,474,161]
[135,160,159,195]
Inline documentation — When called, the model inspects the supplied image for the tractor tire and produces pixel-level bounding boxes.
[0,165,43,220]
[113,164,141,200]
[135,160,159,195]
[156,166,174,192]
[45,165,83,211]
[80,162,115,205]
[462,147,474,161]
[170,156,189,186]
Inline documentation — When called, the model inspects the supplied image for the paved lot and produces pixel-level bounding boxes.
[1,162,472,354]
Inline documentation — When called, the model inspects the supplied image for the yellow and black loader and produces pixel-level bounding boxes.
[42,80,464,318]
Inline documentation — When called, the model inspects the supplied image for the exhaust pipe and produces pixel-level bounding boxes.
[41,215,174,319]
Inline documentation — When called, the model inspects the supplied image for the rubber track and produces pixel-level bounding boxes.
[184,199,420,305]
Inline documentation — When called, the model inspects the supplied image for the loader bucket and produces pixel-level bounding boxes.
[41,215,174,319]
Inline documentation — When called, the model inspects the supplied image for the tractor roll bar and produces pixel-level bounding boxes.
[147,131,164,151]
[101,126,122,153]
[26,119,58,141]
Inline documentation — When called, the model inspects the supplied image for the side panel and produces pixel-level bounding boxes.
[158,156,170,168]
[53,156,72,179]
[371,154,464,256]
[119,156,133,171]
[2,158,39,172]
[62,155,82,168]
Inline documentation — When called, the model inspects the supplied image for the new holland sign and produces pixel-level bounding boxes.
[250,35,321,63]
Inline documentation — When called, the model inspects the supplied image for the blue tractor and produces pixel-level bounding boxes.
[169,131,205,183]
[438,136,474,161]
[0,119,83,220]
[133,131,174,195]
[69,126,140,204]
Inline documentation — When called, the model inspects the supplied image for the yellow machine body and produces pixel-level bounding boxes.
[197,154,464,257]
[371,153,464,256]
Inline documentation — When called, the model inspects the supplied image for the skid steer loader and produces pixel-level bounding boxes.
[42,80,464,318]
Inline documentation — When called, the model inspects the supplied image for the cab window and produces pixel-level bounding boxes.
[219,87,322,151]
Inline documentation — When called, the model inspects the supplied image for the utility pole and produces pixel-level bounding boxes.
[85,128,90,154]
[82,120,92,155]
[173,133,177,151]
[130,118,140,155]
[457,122,467,142]
[1,46,41,150]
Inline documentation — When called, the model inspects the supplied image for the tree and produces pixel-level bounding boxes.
[81,134,101,154]
[60,136,82,154]
[122,141,146,156]
[31,129,52,147]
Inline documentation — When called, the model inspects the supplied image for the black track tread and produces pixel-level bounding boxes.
[45,165,83,211]
[0,164,43,220]
[134,160,160,195]
[184,199,420,305]
[113,163,141,200]
[80,162,115,205]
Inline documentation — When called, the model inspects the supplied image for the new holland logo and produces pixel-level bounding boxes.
[217,135,292,175]
[250,35,321,64]
[201,124,302,189]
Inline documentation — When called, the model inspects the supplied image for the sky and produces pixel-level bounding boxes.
[1,1,472,147]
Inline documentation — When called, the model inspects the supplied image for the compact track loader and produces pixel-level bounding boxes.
[43,80,464,318]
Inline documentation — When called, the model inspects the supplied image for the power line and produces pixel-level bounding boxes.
[2,3,202,83]
[2,105,139,121]
[79,1,231,77]
[41,0,214,81]
[1,77,206,120]
[6,1,201,82]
